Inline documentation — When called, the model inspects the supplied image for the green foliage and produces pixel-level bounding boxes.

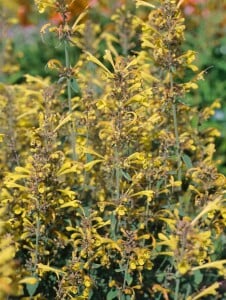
[0,0,226,299]
[183,0,226,174]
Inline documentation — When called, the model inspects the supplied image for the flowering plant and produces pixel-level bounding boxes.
[0,0,226,299]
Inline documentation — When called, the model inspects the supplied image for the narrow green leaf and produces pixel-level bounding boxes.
[182,154,193,169]
[121,170,132,181]
[70,78,80,93]
[125,272,133,286]
[107,289,118,300]
[115,266,126,272]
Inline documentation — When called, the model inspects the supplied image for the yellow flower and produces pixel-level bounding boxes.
[116,205,127,216]
[129,260,137,270]
[158,233,178,251]
[168,176,182,188]
[192,259,226,272]
[34,0,55,13]
[214,174,226,187]
[187,282,219,300]
[38,183,46,194]
[177,260,190,275]
[138,258,145,266]
[145,261,153,270]
[143,250,151,259]
[136,0,155,8]
[109,280,116,288]
[100,255,109,266]
[84,275,92,288]
[13,205,23,215]
[221,208,226,219]
[0,134,4,143]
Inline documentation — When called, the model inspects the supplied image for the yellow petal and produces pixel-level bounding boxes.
[19,277,39,285]
[84,159,104,171]
[187,282,219,300]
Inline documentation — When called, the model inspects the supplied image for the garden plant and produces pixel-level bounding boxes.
[0,0,226,299]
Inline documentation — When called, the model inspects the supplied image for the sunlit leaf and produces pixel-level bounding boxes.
[54,114,72,132]
[72,11,88,31]
[84,159,104,171]
[81,147,104,159]
[59,200,80,209]
[37,263,65,280]
[187,282,219,300]
[131,190,154,201]
[19,277,38,285]
[136,0,155,8]
[86,52,112,76]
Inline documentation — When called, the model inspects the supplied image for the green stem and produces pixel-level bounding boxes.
[174,272,181,300]
[115,147,121,201]
[122,260,129,291]
[110,146,121,240]
[172,103,181,182]
[34,198,40,275]
[64,40,77,161]
[110,211,117,240]
[170,73,182,184]
[185,282,192,298]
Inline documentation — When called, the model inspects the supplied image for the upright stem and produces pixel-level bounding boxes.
[174,272,181,300]
[122,260,129,291]
[170,73,182,184]
[110,146,121,240]
[170,71,182,299]
[34,197,40,275]
[172,103,181,182]
[115,147,121,201]
[64,40,77,161]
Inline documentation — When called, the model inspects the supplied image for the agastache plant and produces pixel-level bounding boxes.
[0,0,225,299]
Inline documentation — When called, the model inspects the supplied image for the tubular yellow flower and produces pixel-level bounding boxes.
[129,260,137,270]
[34,0,56,13]
[116,205,127,216]
[187,282,219,300]
[177,260,190,275]
[109,280,116,288]
[84,275,92,288]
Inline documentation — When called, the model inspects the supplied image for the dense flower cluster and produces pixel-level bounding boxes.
[0,0,225,299]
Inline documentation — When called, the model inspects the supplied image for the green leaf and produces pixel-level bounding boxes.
[156,272,165,283]
[125,272,133,286]
[182,154,193,169]
[70,78,80,94]
[88,289,94,300]
[193,270,203,285]
[86,52,112,76]
[156,179,164,189]
[121,170,132,181]
[107,289,118,300]
[115,266,126,272]
[92,263,101,269]
[86,153,94,163]
[26,281,39,297]
[84,159,104,171]
[167,170,177,175]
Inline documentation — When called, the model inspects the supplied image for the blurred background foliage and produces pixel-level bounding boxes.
[182,0,226,174]
[0,0,226,173]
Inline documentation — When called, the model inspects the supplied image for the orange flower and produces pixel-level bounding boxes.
[49,0,97,24]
